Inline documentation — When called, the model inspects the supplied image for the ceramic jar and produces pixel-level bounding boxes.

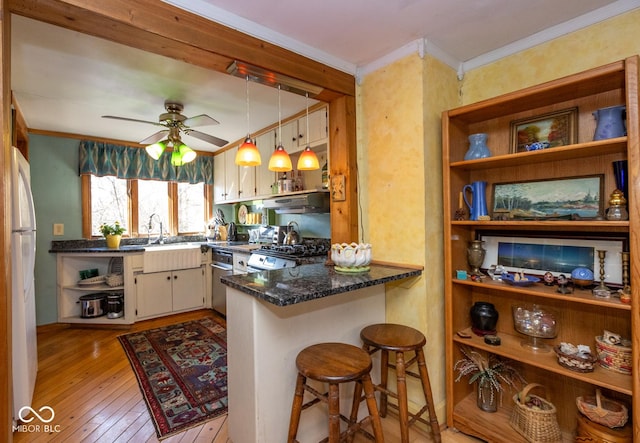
[464,133,491,160]
[470,301,498,336]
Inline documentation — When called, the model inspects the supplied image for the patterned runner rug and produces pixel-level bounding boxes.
[118,317,227,439]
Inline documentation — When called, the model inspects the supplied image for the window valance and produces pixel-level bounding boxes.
[78,140,214,184]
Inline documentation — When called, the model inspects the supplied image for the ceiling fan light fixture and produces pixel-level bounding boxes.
[297,146,320,170]
[236,135,261,166]
[178,143,196,164]
[146,140,166,160]
[170,149,184,166]
[268,144,292,172]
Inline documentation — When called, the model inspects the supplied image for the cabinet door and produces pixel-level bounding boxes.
[213,152,226,202]
[297,108,327,147]
[224,148,239,201]
[172,267,205,311]
[136,272,173,319]
[238,164,256,200]
[278,120,297,152]
[255,131,276,196]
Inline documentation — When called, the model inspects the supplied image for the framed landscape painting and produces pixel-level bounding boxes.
[510,108,578,153]
[492,175,603,220]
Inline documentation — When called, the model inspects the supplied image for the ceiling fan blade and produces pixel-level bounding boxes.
[139,130,169,144]
[184,129,228,147]
[102,115,165,126]
[183,114,219,127]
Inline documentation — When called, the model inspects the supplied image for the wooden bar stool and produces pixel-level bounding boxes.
[287,342,385,443]
[360,324,441,443]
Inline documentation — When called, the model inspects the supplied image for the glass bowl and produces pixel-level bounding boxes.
[512,304,557,352]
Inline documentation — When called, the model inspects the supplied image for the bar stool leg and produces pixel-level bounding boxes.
[379,349,389,417]
[346,381,363,443]
[287,373,306,443]
[328,383,341,443]
[395,351,410,443]
[416,348,442,443]
[361,374,385,443]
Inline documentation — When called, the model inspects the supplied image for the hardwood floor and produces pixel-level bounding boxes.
[14,309,480,443]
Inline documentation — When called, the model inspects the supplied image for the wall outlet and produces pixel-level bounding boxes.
[53,223,64,236]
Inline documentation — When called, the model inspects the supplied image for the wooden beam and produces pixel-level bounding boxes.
[8,0,355,98]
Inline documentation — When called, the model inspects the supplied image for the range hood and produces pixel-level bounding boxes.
[263,192,330,214]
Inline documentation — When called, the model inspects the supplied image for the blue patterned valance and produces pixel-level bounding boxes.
[78,140,214,185]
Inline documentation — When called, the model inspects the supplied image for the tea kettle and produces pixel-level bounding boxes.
[284,221,301,245]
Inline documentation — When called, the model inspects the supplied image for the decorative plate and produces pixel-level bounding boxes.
[238,204,248,224]
[502,273,540,287]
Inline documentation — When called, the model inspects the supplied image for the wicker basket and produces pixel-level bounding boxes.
[576,389,628,428]
[595,336,632,375]
[510,383,562,443]
[554,345,597,373]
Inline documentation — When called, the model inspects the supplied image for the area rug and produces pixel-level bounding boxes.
[118,317,227,440]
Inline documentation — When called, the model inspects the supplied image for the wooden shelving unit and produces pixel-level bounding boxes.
[442,57,639,441]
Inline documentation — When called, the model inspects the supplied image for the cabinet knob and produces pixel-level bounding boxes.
[174,275,178,279]
[166,276,171,280]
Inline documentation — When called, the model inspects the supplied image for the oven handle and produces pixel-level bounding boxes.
[211,263,233,271]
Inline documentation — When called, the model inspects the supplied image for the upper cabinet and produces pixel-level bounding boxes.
[214,105,329,204]
[442,57,639,442]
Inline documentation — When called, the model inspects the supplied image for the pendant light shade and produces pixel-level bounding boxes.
[236,76,262,166]
[296,92,320,171]
[236,135,261,166]
[268,85,292,172]
[146,141,166,160]
[268,144,292,172]
[178,144,196,164]
[297,146,320,170]
[170,149,184,166]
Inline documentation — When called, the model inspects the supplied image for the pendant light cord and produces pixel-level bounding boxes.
[278,84,282,145]
[245,75,251,137]
[305,92,310,146]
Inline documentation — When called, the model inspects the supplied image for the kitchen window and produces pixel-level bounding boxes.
[83,175,212,238]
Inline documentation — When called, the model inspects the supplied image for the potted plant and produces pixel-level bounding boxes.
[454,345,525,412]
[99,221,126,248]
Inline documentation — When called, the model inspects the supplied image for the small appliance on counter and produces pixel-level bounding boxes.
[106,293,124,319]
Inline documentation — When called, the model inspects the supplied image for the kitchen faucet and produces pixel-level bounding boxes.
[147,213,165,244]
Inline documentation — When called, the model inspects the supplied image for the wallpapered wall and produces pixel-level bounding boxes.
[356,8,640,422]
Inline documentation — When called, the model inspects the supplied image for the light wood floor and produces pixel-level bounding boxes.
[14,309,480,443]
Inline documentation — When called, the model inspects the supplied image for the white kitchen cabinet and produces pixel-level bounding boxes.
[238,164,256,200]
[135,265,206,320]
[255,131,277,197]
[56,252,137,325]
[278,120,298,152]
[296,108,327,148]
[233,252,250,274]
[213,147,239,203]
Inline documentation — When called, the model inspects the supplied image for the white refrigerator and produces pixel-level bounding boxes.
[11,147,38,421]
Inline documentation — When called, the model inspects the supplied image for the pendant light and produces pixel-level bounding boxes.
[268,85,292,172]
[146,140,167,160]
[296,92,320,170]
[235,75,261,166]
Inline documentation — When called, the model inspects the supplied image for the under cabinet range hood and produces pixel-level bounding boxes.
[263,192,330,214]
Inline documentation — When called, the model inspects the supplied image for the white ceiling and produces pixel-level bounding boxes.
[10,0,638,153]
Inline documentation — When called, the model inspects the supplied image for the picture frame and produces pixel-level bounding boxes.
[510,107,578,153]
[478,232,625,285]
[492,175,604,220]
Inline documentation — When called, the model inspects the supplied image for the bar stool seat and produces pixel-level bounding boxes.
[360,324,441,443]
[287,342,385,443]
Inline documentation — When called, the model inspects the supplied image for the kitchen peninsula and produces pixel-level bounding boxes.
[221,262,422,443]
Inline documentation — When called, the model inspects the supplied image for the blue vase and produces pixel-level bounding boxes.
[464,133,491,160]
[593,105,626,140]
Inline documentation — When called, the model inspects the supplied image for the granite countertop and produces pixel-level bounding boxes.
[49,238,255,254]
[221,263,422,306]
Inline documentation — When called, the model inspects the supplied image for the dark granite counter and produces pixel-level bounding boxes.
[221,262,422,306]
[49,237,252,254]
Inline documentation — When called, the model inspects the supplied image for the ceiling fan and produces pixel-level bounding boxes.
[102,100,229,148]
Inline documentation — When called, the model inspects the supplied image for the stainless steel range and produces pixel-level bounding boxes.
[247,239,330,271]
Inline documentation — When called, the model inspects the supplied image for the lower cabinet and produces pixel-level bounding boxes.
[135,266,205,319]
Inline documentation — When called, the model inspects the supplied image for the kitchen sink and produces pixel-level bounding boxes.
[143,243,201,273]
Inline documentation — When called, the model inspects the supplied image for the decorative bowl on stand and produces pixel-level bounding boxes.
[331,243,372,273]
[512,304,557,352]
